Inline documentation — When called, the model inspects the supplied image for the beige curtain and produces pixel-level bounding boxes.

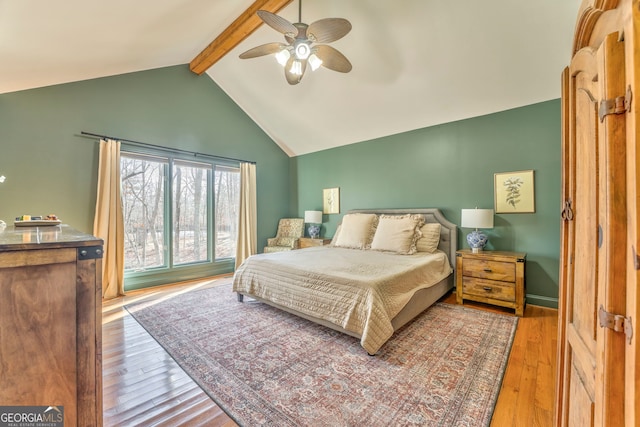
[235,162,257,269]
[94,139,125,299]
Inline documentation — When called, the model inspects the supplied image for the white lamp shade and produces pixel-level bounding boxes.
[461,209,494,229]
[304,210,323,224]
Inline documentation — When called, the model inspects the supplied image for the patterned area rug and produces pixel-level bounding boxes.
[126,284,518,426]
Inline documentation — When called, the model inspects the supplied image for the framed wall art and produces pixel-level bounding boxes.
[494,170,535,213]
[323,187,340,214]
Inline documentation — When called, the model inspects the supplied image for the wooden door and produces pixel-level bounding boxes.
[556,1,639,425]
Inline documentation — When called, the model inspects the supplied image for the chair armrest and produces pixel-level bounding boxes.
[275,237,299,248]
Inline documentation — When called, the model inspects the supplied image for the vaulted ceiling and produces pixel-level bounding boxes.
[0,0,581,156]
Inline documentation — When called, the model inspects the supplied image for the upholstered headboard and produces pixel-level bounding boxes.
[345,208,458,269]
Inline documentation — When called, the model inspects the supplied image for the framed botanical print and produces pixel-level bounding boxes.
[323,187,340,214]
[494,170,535,213]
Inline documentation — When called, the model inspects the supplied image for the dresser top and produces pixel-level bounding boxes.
[0,224,102,251]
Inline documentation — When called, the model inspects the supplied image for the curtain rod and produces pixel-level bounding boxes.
[80,131,256,165]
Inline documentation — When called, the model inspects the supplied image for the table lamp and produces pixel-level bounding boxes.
[461,208,494,253]
[304,210,323,239]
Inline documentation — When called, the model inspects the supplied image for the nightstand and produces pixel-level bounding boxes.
[456,249,526,316]
[299,237,332,248]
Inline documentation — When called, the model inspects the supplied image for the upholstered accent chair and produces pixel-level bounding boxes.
[263,218,304,253]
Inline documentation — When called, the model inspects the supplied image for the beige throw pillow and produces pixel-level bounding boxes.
[416,223,441,253]
[333,214,379,249]
[370,214,423,254]
[330,224,342,246]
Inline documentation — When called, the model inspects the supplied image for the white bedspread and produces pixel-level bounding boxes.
[232,246,452,354]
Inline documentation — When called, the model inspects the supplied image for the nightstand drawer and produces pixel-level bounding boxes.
[299,238,332,249]
[462,258,515,282]
[462,277,515,302]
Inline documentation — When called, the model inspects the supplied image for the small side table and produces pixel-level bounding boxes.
[299,237,332,249]
[456,249,526,316]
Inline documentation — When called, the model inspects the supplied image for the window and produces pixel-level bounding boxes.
[121,153,167,271]
[172,160,210,265]
[120,149,240,290]
[214,166,240,258]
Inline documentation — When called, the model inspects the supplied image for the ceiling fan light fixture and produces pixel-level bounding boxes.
[294,42,311,60]
[275,49,291,66]
[290,60,303,75]
[308,53,323,71]
[239,0,352,85]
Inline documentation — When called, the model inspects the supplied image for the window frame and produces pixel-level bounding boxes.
[120,144,239,291]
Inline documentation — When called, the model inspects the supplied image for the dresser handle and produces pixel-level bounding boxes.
[483,268,492,272]
[483,286,493,292]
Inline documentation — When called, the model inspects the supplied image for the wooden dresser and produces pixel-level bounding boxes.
[0,224,103,427]
[455,249,526,316]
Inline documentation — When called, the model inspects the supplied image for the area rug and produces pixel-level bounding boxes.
[126,284,518,426]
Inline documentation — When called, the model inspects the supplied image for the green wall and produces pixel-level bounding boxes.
[293,100,561,308]
[0,66,562,304]
[0,65,291,279]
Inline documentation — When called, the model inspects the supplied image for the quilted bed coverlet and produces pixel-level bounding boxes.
[232,246,452,354]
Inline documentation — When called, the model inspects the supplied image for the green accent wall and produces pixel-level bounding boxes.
[293,100,561,308]
[0,65,291,283]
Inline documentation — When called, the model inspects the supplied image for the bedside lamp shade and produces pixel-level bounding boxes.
[461,208,494,252]
[304,210,323,239]
[461,209,494,229]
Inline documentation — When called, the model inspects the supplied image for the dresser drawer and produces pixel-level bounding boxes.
[462,258,516,282]
[462,277,515,302]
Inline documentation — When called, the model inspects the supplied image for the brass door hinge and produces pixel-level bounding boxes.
[599,85,632,122]
[599,305,633,344]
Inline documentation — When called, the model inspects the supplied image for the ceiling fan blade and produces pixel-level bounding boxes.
[239,42,287,59]
[284,57,306,85]
[314,45,352,73]
[307,18,352,43]
[257,10,297,36]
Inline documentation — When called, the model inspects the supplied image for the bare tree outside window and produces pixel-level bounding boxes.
[121,155,166,271]
[214,166,240,258]
[173,161,209,265]
[120,151,240,282]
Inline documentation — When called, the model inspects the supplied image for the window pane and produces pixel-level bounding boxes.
[214,166,240,259]
[121,155,166,271]
[173,162,209,265]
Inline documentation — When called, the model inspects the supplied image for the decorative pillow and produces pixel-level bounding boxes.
[333,214,379,249]
[370,214,424,254]
[416,222,441,253]
[330,224,342,246]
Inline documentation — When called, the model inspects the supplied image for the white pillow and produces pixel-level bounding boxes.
[333,214,379,249]
[416,223,441,253]
[370,214,423,254]
[330,224,342,246]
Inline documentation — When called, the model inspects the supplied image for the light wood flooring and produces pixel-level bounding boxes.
[102,275,558,427]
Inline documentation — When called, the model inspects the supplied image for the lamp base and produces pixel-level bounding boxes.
[308,224,320,239]
[466,230,488,252]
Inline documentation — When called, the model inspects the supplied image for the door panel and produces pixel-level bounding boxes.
[558,27,627,427]
[569,363,594,426]
[560,43,601,425]
[594,32,627,426]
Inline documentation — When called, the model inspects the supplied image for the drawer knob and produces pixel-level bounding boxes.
[483,286,493,292]
[483,268,493,272]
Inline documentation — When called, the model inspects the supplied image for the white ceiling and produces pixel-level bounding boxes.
[0,0,581,156]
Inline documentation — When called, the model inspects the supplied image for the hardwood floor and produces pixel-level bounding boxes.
[102,276,558,426]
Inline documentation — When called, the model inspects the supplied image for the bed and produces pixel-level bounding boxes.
[232,208,457,354]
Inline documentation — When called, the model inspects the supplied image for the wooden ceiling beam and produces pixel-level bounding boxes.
[189,0,294,75]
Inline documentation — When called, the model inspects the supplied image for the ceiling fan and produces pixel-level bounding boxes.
[239,0,352,85]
